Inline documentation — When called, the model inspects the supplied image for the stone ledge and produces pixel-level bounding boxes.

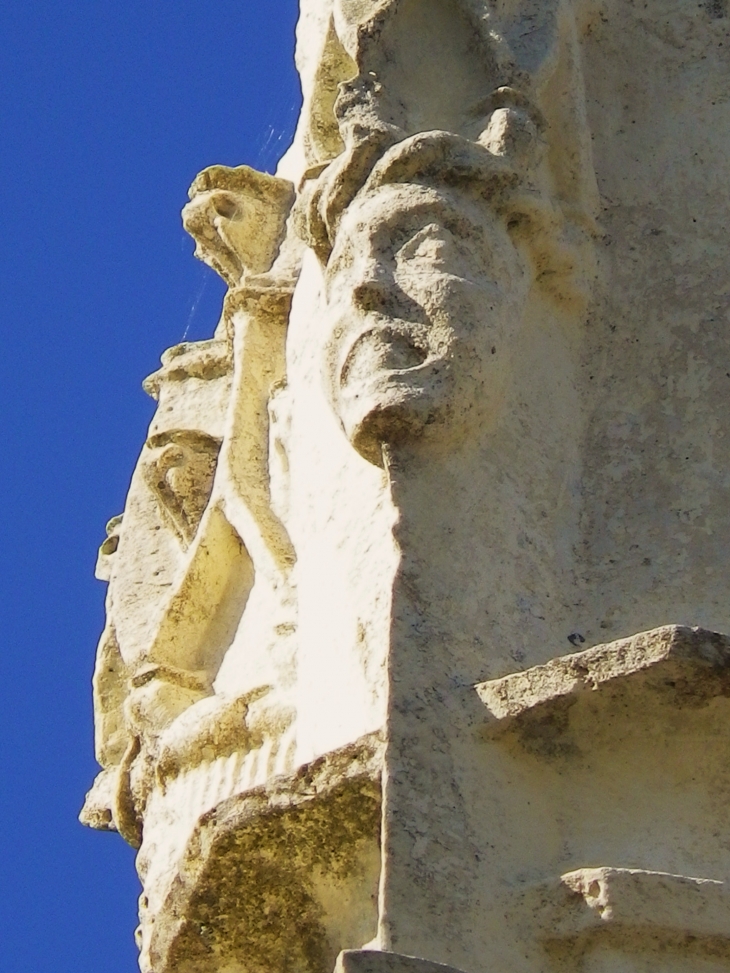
[475,626,730,742]
[521,868,730,943]
[336,949,470,973]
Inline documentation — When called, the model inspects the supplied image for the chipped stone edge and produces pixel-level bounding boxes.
[520,867,730,943]
[336,949,471,973]
[475,625,730,730]
[146,732,385,973]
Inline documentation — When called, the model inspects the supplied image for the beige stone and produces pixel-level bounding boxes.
[526,868,730,942]
[335,951,470,973]
[476,625,730,731]
[182,166,295,286]
[82,1,730,972]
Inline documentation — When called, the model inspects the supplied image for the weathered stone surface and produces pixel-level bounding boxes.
[335,949,470,973]
[476,625,730,734]
[142,735,383,973]
[182,165,295,286]
[82,1,730,972]
[525,868,730,942]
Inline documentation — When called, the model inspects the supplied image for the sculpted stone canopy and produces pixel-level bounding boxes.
[82,2,730,973]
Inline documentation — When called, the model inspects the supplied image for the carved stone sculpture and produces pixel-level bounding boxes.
[82,2,730,973]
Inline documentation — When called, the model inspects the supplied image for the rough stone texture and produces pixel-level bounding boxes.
[525,868,730,942]
[476,625,730,731]
[335,950,470,973]
[82,2,730,973]
[144,735,383,973]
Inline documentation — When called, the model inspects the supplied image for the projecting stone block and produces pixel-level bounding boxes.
[335,949,471,973]
[140,735,383,973]
[476,625,730,752]
[524,868,730,943]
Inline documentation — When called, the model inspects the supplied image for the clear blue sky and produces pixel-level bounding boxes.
[0,3,301,969]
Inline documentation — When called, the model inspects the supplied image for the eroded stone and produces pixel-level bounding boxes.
[82,2,730,972]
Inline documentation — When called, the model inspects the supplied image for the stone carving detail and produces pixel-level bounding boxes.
[140,431,219,548]
[82,2,730,973]
[141,338,231,547]
[182,165,295,286]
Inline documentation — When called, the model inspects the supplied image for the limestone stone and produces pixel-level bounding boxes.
[82,1,730,972]
[525,868,730,942]
[182,166,295,286]
[476,625,730,732]
[335,950,470,973]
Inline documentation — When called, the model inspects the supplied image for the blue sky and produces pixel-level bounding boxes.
[0,3,300,969]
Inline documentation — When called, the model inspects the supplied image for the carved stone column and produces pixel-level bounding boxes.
[83,2,730,973]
